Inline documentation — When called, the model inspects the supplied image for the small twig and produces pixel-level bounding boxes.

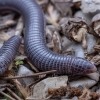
[26,97,51,100]
[55,31,61,51]
[46,95,53,100]
[6,87,21,100]
[1,70,56,80]
[26,78,41,89]
[0,91,16,100]
[27,60,39,73]
[6,72,28,98]
[53,34,59,53]
[15,16,24,35]
[0,83,14,88]
[13,79,28,98]
[8,62,13,70]
[26,78,41,96]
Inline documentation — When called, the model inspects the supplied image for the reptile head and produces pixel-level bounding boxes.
[71,58,97,75]
[84,62,97,74]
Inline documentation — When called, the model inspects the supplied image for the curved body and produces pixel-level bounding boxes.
[0,0,97,75]
[0,36,21,75]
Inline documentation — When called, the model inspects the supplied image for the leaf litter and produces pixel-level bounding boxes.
[0,0,100,100]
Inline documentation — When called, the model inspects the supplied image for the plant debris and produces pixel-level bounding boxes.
[0,0,100,100]
[48,86,67,96]
[60,17,88,49]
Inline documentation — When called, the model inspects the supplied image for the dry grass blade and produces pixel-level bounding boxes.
[27,60,39,72]
[6,87,21,100]
[14,79,28,98]
[53,34,59,53]
[15,16,24,36]
[0,91,16,100]
[5,73,28,99]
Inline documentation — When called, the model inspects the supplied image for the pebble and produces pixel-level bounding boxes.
[32,76,68,99]
[17,65,35,86]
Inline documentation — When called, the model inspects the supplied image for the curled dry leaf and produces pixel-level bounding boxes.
[94,44,100,52]
[91,13,100,37]
[90,55,100,66]
[60,17,88,49]
[32,76,68,99]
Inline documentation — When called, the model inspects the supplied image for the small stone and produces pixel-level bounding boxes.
[32,76,68,99]
[17,65,34,86]
[69,77,97,88]
[86,72,99,82]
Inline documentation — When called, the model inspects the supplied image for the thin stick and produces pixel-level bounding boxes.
[1,70,56,80]
[0,83,13,88]
[6,88,21,100]
[53,34,59,53]
[27,60,39,72]
[26,78,41,89]
[0,91,16,100]
[15,16,24,36]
